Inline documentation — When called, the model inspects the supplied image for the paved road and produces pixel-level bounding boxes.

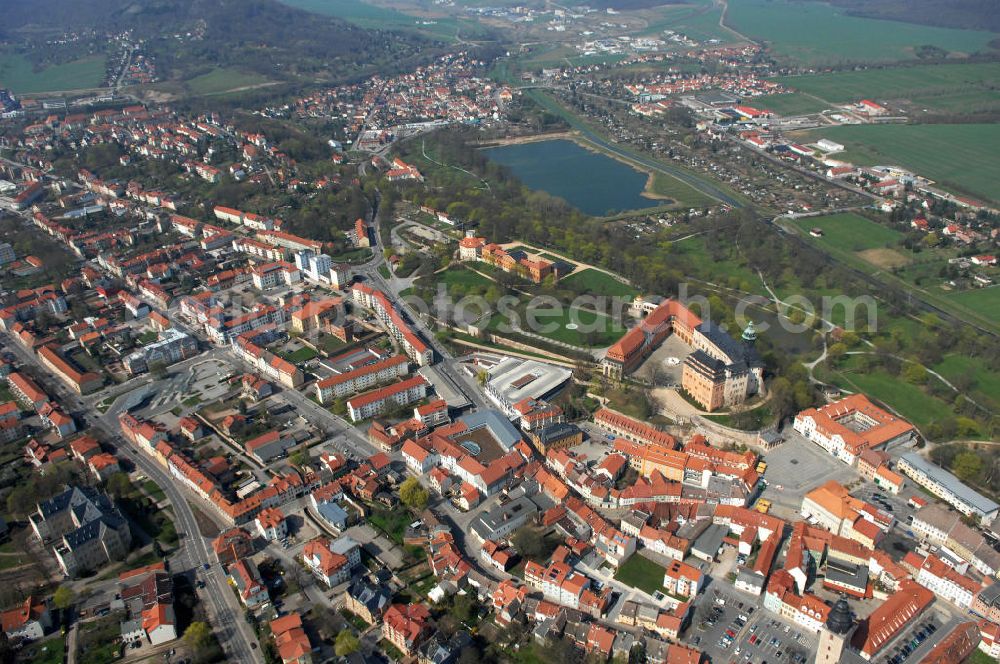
[92,406,263,664]
[525,88,745,208]
[358,199,490,412]
[66,623,78,664]
[0,333,263,664]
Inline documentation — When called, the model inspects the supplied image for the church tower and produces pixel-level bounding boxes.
[815,595,855,664]
[741,320,758,346]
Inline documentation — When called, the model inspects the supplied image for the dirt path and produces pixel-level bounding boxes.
[474,131,576,147]
[716,0,753,43]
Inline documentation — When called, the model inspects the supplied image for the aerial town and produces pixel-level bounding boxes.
[0,1,998,664]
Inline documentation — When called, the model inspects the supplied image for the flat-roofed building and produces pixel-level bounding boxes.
[484,357,572,420]
[123,328,198,375]
[470,495,538,543]
[900,453,999,522]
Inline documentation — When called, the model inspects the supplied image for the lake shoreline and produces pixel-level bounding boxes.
[481,133,676,211]
[569,134,675,203]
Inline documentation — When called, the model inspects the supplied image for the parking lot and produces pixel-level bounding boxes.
[731,611,814,664]
[692,587,814,664]
[757,434,858,518]
[851,482,922,531]
[871,611,956,664]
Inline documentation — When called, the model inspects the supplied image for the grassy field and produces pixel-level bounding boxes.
[670,233,769,296]
[23,637,64,664]
[436,265,494,295]
[330,247,374,263]
[282,346,318,363]
[726,0,997,65]
[818,357,955,430]
[369,507,408,545]
[793,213,903,254]
[142,479,166,502]
[753,92,829,116]
[792,124,1000,205]
[775,62,1000,115]
[559,268,640,299]
[522,301,625,347]
[944,286,1000,325]
[933,354,1000,412]
[279,0,415,25]
[0,553,29,571]
[277,0,483,40]
[639,0,737,43]
[649,172,717,209]
[184,68,270,95]
[318,333,346,354]
[786,214,1000,335]
[968,649,997,664]
[614,554,665,595]
[0,53,106,93]
[486,297,626,347]
[702,402,773,430]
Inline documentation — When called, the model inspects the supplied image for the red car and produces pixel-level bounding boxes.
[726,629,736,639]
[749,635,758,645]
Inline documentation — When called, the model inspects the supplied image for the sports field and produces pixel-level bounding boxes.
[726,0,997,65]
[0,53,106,93]
[753,92,829,116]
[793,124,1000,205]
[794,213,903,254]
[775,62,1000,115]
[184,69,270,95]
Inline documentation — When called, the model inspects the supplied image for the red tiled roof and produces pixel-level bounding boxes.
[1,596,47,632]
[797,394,915,455]
[851,580,933,657]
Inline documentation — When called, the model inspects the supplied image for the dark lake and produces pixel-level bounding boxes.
[484,139,660,217]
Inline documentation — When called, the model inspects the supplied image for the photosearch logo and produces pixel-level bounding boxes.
[400,282,879,338]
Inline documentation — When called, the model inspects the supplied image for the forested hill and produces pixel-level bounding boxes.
[0,0,434,81]
[814,0,1000,33]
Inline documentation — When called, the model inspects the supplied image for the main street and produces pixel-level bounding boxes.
[0,332,263,664]
[357,205,490,412]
